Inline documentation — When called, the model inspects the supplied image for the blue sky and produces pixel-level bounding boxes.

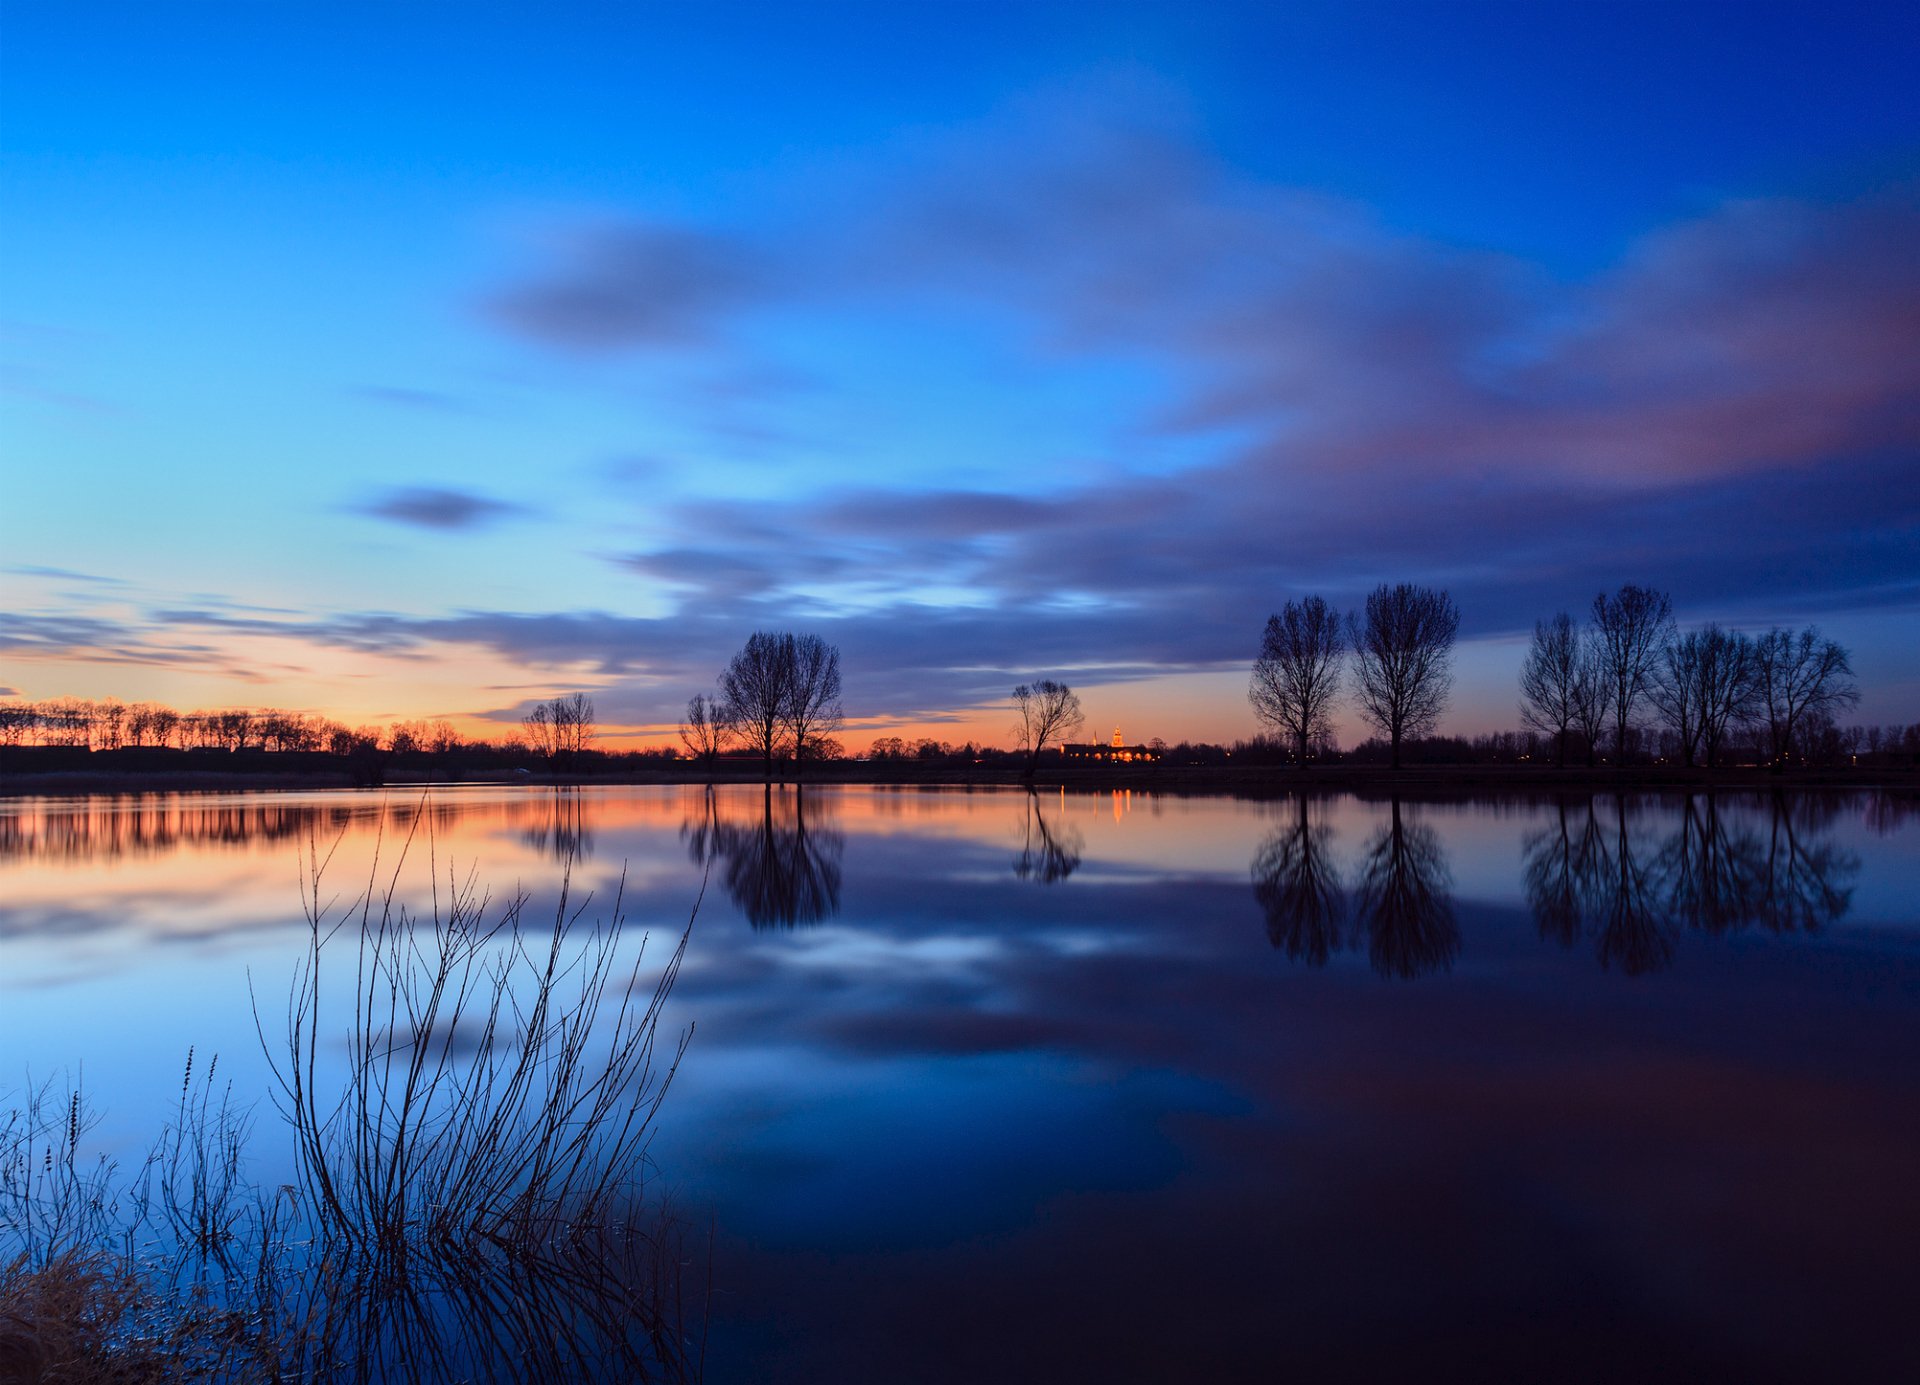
[3,1,1917,744]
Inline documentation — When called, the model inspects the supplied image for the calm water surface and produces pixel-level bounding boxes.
[3,785,1918,1382]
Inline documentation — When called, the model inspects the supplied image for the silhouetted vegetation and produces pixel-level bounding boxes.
[1349,584,1460,770]
[1,838,703,1382]
[1011,679,1086,779]
[716,631,845,782]
[1250,596,1345,765]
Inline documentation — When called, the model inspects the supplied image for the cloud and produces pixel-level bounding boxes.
[3,564,127,585]
[486,221,771,351]
[471,96,1916,694]
[16,89,1916,731]
[349,485,529,530]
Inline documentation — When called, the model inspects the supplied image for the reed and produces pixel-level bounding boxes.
[1,813,704,1382]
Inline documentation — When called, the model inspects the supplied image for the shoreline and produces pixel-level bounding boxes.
[3,762,1914,799]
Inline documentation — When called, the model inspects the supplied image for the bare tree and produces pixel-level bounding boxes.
[1694,628,1757,769]
[782,634,844,780]
[522,692,596,765]
[1752,627,1859,766]
[1348,583,1459,769]
[679,691,734,774]
[0,703,35,747]
[721,632,795,781]
[1590,585,1674,764]
[1569,631,1612,767]
[1012,679,1085,778]
[1249,597,1345,765]
[1518,613,1583,767]
[1654,625,1758,768]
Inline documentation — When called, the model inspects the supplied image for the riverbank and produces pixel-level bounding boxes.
[3,759,1914,799]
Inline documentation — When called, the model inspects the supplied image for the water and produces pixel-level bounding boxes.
[3,784,1917,1382]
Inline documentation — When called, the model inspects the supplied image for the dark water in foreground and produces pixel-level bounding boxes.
[3,785,1917,1382]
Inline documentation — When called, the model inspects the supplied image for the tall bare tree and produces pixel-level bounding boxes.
[721,632,795,780]
[1012,679,1085,778]
[679,691,734,774]
[1694,627,1758,768]
[1654,624,1758,768]
[1518,613,1583,767]
[1348,583,1459,770]
[1590,585,1674,764]
[781,634,844,780]
[1250,597,1345,765]
[1569,630,1612,767]
[1752,626,1859,766]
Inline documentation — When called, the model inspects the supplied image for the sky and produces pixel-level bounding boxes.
[3,1,1917,749]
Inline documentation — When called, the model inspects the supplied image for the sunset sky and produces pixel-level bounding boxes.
[4,1,1917,749]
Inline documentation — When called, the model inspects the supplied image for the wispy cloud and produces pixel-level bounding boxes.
[349,485,530,531]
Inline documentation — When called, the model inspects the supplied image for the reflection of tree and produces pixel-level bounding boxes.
[1353,798,1457,979]
[1013,791,1083,885]
[1526,800,1675,973]
[520,787,594,865]
[687,786,843,929]
[1525,794,1859,974]
[1250,796,1346,964]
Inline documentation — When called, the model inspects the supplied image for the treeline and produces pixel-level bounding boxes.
[0,698,471,755]
[1249,581,1880,771]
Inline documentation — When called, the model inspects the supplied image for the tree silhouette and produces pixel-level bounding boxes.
[1349,584,1459,769]
[1752,626,1859,766]
[1012,679,1085,778]
[1653,626,1757,769]
[678,691,733,776]
[522,692,595,767]
[1519,613,1583,767]
[1250,597,1345,765]
[1590,585,1673,764]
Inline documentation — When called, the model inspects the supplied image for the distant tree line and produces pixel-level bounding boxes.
[0,694,611,765]
[2,595,1900,777]
[1243,579,1878,771]
[1517,585,1861,769]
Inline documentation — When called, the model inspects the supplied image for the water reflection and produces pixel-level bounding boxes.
[520,786,594,865]
[684,785,844,929]
[1012,790,1083,885]
[0,795,344,862]
[1250,797,1345,964]
[1523,794,1859,973]
[1354,798,1459,979]
[1250,796,1459,978]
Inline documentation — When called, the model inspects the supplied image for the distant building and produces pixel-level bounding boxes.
[1062,726,1162,764]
